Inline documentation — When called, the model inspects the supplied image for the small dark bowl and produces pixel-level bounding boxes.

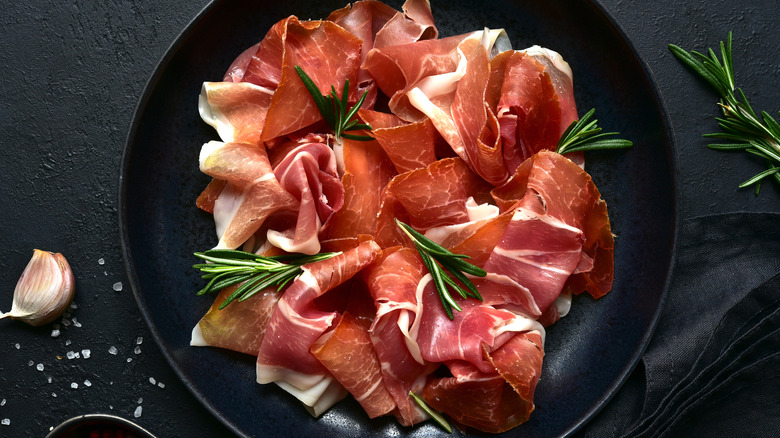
[45,414,156,438]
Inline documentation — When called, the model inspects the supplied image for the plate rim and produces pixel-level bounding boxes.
[118,0,681,436]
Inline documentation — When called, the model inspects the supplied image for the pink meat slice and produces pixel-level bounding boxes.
[364,247,436,426]
[358,108,438,174]
[310,312,396,419]
[199,81,275,145]
[256,241,381,382]
[270,140,344,254]
[259,17,363,142]
[320,137,396,240]
[198,142,297,249]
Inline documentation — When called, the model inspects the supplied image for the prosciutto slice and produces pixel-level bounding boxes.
[311,312,396,419]
[365,247,436,426]
[374,157,493,247]
[198,82,274,145]
[198,141,297,249]
[422,331,544,433]
[492,151,615,299]
[267,140,344,255]
[358,108,438,174]
[256,241,381,414]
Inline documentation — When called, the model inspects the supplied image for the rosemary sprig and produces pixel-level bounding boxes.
[193,249,338,309]
[556,108,634,154]
[294,66,373,141]
[669,32,780,193]
[395,219,485,319]
[409,391,453,433]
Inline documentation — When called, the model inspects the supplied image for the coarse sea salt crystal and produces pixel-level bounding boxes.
[82,349,91,359]
[14,343,20,349]
[65,339,72,346]
[136,337,143,345]
[137,397,143,404]
[149,377,156,385]
[126,358,132,363]
[134,406,142,418]
[36,363,44,372]
[98,258,105,265]
[28,360,34,366]
[61,318,71,327]
[71,382,78,389]
[157,382,165,389]
[1,399,5,406]
[108,346,118,355]
[113,282,123,292]
[72,318,82,328]
[66,351,75,360]
[47,377,52,384]
[2,418,10,425]
[134,346,141,355]
[70,302,78,310]
[50,329,60,338]
[84,380,92,387]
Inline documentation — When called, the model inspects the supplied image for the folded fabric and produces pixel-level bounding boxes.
[577,212,780,438]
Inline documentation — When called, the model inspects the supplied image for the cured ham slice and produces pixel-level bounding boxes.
[364,247,436,426]
[198,82,274,145]
[190,283,281,356]
[416,274,543,373]
[358,108,438,173]
[320,137,396,240]
[311,312,396,419]
[421,331,544,433]
[266,140,343,255]
[256,241,381,414]
[261,18,362,142]
[374,158,493,247]
[492,151,615,299]
[198,141,297,249]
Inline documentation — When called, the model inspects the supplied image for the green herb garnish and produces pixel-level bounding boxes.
[193,249,339,309]
[556,107,634,154]
[395,219,485,319]
[669,32,780,193]
[294,66,373,141]
[409,391,453,433]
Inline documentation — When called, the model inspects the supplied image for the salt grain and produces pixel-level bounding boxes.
[36,363,44,372]
[47,377,52,384]
[133,406,142,418]
[134,346,141,355]
[28,360,34,366]
[61,318,71,327]
[72,318,82,328]
[14,343,20,349]
[2,418,10,425]
[65,339,72,346]
[81,349,91,359]
[108,346,118,355]
[112,282,123,292]
[157,382,165,389]
[84,380,92,387]
[71,382,78,389]
[98,258,105,265]
[109,405,113,410]
[66,351,76,360]
[70,302,78,310]
[136,336,143,345]
[149,377,156,385]
[137,397,143,404]
[52,393,57,398]
[126,358,132,363]
[50,329,60,338]
[1,399,5,406]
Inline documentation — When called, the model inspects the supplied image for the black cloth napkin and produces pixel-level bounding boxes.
[576,212,780,438]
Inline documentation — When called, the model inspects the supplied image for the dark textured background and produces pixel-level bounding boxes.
[0,0,777,437]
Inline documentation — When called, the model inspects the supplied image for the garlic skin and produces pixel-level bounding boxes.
[0,249,75,327]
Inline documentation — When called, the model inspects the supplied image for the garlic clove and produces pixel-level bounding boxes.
[0,249,76,327]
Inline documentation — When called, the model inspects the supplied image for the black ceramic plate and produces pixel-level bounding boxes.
[120,0,679,436]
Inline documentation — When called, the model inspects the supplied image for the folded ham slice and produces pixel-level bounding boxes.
[256,241,381,415]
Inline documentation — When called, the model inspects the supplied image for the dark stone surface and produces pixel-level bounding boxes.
[0,0,776,437]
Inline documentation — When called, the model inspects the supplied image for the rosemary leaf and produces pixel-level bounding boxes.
[409,391,453,434]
